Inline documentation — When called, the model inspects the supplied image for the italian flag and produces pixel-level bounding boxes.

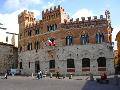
[48,37,56,46]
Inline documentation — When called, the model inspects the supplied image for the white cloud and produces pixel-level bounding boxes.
[42,2,55,9]
[72,9,93,20]
[4,0,43,10]
[0,8,40,47]
[54,0,64,4]
[42,0,64,9]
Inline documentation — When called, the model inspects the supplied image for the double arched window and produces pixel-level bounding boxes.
[80,34,89,45]
[96,33,104,43]
[47,24,57,31]
[35,28,40,35]
[66,36,73,45]
[27,43,32,50]
[34,41,40,50]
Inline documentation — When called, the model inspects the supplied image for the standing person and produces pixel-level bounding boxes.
[4,72,7,79]
[56,67,60,79]
[39,70,42,79]
[37,71,40,79]
[45,70,47,77]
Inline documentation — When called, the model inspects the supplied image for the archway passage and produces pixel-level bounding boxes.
[82,58,90,71]
[19,62,22,69]
[97,57,106,71]
[67,59,75,72]
[35,61,40,73]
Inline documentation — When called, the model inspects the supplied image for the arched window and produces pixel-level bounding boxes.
[28,30,32,36]
[97,57,106,67]
[34,41,40,50]
[97,57,106,71]
[80,34,89,45]
[82,58,90,71]
[67,59,75,72]
[66,36,73,45]
[54,24,57,30]
[35,28,40,35]
[27,43,32,50]
[96,33,104,43]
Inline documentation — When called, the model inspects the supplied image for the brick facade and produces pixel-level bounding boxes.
[18,5,114,75]
[116,32,120,62]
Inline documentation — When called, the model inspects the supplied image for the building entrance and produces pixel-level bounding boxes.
[35,61,40,73]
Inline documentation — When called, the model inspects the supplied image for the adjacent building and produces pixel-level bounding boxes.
[0,42,18,74]
[18,5,114,75]
[115,31,120,73]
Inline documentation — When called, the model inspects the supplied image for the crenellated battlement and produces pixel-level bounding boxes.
[18,10,35,24]
[42,5,64,20]
[61,15,108,29]
[18,10,34,18]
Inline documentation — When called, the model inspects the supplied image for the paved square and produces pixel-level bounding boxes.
[0,76,120,90]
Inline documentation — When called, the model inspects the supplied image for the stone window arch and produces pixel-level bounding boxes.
[96,32,104,43]
[67,59,75,72]
[80,34,89,45]
[66,35,73,45]
[97,57,106,67]
[34,41,40,50]
[82,58,90,71]
[97,57,106,71]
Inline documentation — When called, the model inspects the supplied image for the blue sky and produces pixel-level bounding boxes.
[0,0,119,49]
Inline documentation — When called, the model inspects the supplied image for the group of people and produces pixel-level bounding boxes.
[37,70,43,79]
[36,70,61,79]
[37,70,48,79]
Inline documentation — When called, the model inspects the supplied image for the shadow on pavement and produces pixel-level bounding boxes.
[81,77,120,90]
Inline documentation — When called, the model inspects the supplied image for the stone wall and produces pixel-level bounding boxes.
[19,43,114,75]
[0,42,18,74]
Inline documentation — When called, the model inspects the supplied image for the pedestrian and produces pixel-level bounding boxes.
[39,70,42,79]
[89,73,94,81]
[50,72,53,78]
[37,71,40,79]
[56,71,59,79]
[45,70,47,77]
[4,72,7,79]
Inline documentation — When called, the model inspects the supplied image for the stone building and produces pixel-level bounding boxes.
[18,5,114,75]
[0,42,18,74]
[116,31,120,61]
[115,31,120,73]
[114,50,118,66]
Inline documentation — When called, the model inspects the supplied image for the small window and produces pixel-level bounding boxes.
[49,60,55,69]
[29,62,30,68]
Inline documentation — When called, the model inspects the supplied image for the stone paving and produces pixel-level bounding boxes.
[0,76,120,90]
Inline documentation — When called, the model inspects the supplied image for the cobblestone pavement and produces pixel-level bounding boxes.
[0,76,120,90]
